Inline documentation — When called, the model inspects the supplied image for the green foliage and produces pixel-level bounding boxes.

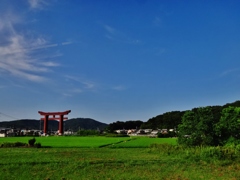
[215,106,240,145]
[178,107,218,146]
[27,138,41,147]
[141,111,184,129]
[28,138,36,146]
[34,142,42,148]
[0,139,41,148]
[178,106,240,146]
[0,142,27,147]
[149,143,240,162]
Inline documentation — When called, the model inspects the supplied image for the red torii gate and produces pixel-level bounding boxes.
[38,110,71,135]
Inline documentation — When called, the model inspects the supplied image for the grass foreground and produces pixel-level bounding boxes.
[0,136,239,180]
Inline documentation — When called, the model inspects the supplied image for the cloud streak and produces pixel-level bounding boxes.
[0,8,71,82]
[28,0,49,10]
[112,85,127,91]
[0,14,47,82]
[103,24,141,45]
[65,75,96,89]
[220,68,239,77]
[59,75,97,97]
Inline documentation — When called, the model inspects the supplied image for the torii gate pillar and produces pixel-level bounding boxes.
[38,110,71,135]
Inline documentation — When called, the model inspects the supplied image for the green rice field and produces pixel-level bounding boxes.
[0,136,130,148]
[0,136,239,180]
[0,136,177,148]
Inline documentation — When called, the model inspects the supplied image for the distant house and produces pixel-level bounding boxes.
[136,129,152,135]
[0,128,15,137]
[151,130,159,135]
[144,129,153,134]
[149,130,160,137]
[161,129,168,134]
[115,129,127,134]
[0,129,6,137]
[127,129,136,135]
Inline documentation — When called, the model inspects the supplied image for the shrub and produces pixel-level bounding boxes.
[14,142,27,147]
[34,143,42,148]
[28,138,36,146]
[0,142,27,147]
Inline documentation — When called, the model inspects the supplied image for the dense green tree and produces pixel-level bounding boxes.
[178,107,217,146]
[215,106,240,145]
[223,100,240,108]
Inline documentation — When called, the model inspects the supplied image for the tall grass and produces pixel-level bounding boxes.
[149,143,240,163]
[110,137,177,148]
[0,147,239,180]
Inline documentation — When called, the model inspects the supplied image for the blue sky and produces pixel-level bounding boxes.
[0,0,240,123]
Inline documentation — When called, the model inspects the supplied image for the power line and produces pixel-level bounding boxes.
[0,112,19,120]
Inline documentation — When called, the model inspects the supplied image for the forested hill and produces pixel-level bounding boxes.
[0,118,108,131]
[140,100,240,129]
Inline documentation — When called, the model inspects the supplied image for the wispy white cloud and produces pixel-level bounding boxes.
[0,14,51,82]
[104,25,116,34]
[61,88,83,97]
[154,47,166,56]
[60,75,95,97]
[62,93,72,97]
[220,68,239,77]
[28,0,48,10]
[65,75,96,89]
[103,24,141,45]
[112,85,127,91]
[61,41,72,45]
[0,9,71,83]
[38,61,60,67]
[71,88,83,93]
[153,17,162,27]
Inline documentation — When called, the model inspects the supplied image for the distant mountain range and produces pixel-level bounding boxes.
[0,118,108,131]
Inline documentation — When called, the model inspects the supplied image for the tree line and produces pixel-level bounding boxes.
[178,106,240,146]
[106,101,240,146]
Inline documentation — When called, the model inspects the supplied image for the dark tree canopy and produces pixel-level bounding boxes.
[107,120,143,133]
[177,106,240,146]
[140,111,185,129]
[177,107,216,146]
[215,106,240,145]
